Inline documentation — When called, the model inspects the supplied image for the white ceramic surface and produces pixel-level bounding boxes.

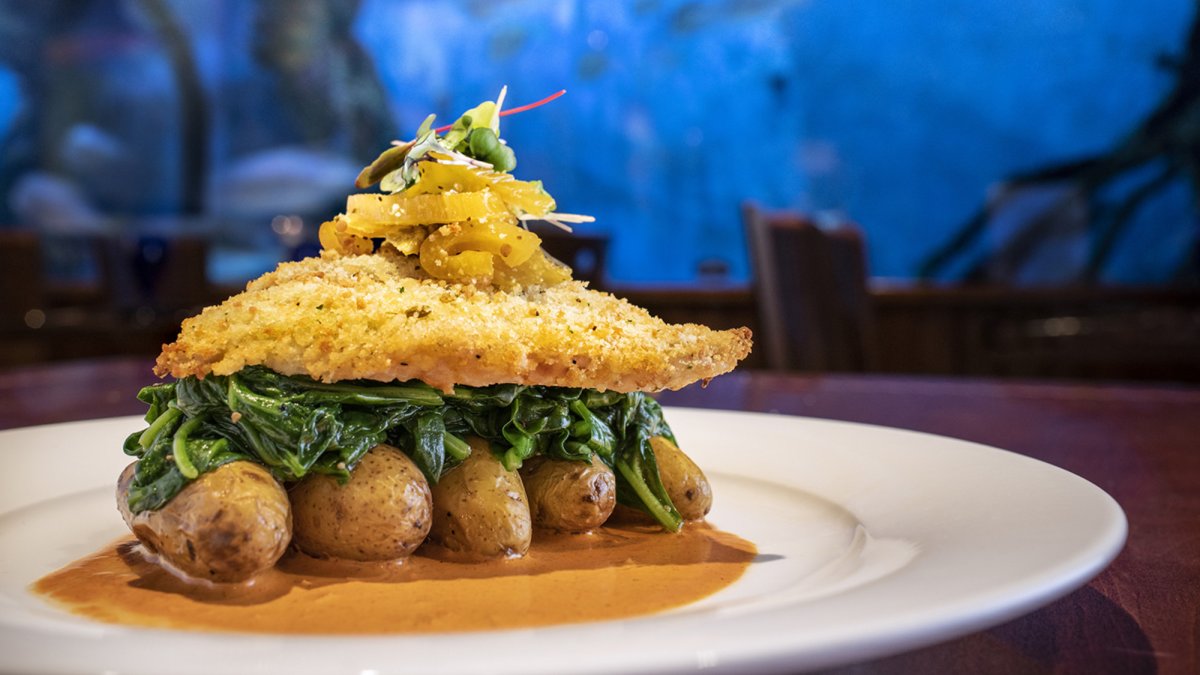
[0,409,1126,675]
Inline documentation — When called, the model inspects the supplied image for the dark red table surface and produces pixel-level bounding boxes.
[2,358,1197,675]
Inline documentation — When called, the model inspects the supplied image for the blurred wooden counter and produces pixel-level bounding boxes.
[869,283,1200,381]
[614,282,1200,382]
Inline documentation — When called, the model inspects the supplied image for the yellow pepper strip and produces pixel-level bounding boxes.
[404,160,491,195]
[382,227,430,256]
[344,190,511,232]
[493,249,573,289]
[490,176,556,216]
[318,219,373,255]
[419,219,542,284]
[407,161,557,217]
[419,245,495,284]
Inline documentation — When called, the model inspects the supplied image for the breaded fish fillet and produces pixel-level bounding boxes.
[156,250,752,392]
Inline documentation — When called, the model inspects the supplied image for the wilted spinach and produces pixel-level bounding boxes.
[123,366,684,530]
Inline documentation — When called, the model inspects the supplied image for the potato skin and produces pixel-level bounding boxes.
[650,436,712,521]
[116,460,292,582]
[520,454,616,532]
[426,437,531,560]
[289,444,432,561]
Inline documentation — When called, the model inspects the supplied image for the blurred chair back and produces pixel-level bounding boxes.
[94,234,211,312]
[152,236,211,310]
[744,204,876,372]
[0,230,45,321]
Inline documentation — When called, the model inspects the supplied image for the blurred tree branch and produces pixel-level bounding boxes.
[251,0,393,159]
[136,0,207,216]
[919,8,1200,284]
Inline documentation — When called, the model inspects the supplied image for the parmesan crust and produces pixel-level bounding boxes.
[156,250,752,393]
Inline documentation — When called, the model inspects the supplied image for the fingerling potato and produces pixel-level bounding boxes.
[520,454,616,532]
[426,437,531,560]
[116,460,292,582]
[289,444,432,561]
[650,435,712,521]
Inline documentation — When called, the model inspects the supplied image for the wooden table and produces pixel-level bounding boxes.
[2,358,1197,674]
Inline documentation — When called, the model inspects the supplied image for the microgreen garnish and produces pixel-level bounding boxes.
[348,88,595,242]
[361,88,569,193]
[432,89,566,133]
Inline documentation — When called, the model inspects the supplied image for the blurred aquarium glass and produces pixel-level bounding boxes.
[0,0,1195,286]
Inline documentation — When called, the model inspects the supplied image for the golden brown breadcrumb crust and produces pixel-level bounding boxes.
[156,251,751,392]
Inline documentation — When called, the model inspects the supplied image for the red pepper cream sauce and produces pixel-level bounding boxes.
[34,524,756,634]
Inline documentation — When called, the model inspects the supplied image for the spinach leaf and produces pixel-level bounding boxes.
[610,395,683,532]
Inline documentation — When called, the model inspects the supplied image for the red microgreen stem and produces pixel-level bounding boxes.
[433,89,566,133]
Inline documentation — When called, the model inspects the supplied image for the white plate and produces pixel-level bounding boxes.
[0,409,1125,675]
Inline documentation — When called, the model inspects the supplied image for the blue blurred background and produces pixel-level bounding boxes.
[2,0,1197,378]
[2,0,1195,284]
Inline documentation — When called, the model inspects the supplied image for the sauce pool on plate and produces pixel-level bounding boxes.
[33,523,756,634]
